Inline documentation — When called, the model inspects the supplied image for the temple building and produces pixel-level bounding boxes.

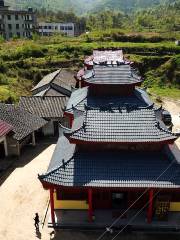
[18,69,77,136]
[39,50,180,230]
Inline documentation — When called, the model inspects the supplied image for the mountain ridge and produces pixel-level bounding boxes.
[4,0,178,13]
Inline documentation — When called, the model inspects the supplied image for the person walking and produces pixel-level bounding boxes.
[34,213,40,230]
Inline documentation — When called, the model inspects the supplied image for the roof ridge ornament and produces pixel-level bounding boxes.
[156,120,177,137]
[72,106,84,118]
[62,159,66,171]
[39,156,74,179]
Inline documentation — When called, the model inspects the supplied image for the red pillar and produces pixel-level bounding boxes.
[88,188,93,222]
[70,116,74,128]
[50,188,55,224]
[147,189,154,223]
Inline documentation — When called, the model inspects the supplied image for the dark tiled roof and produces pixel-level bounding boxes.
[47,136,76,173]
[82,65,142,85]
[66,87,153,114]
[34,87,66,97]
[0,104,47,141]
[32,69,76,97]
[65,108,176,143]
[0,120,13,137]
[66,87,88,111]
[39,136,180,188]
[32,70,60,91]
[53,69,76,90]
[19,96,67,119]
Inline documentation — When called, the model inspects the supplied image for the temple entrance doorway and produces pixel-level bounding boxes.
[112,192,127,209]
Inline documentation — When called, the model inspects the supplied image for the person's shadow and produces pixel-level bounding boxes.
[35,228,42,239]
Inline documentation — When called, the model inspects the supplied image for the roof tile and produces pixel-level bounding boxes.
[40,136,180,189]
[0,104,47,141]
[0,120,13,137]
[66,108,176,143]
[82,65,142,85]
[19,96,67,119]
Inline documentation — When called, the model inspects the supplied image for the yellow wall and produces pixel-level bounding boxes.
[54,192,89,210]
[170,202,180,212]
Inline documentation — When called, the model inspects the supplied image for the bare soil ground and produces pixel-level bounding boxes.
[0,140,56,240]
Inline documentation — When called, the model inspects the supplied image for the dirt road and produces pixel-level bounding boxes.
[0,141,56,240]
[162,98,180,148]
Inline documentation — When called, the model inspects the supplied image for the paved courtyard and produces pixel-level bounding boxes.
[0,139,56,240]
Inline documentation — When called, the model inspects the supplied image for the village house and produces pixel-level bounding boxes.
[18,69,77,136]
[39,50,180,230]
[19,96,68,136]
[31,69,76,97]
[0,103,47,156]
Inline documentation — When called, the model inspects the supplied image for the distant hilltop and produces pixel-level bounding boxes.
[4,0,180,14]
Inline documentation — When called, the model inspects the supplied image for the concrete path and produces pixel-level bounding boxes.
[162,99,180,148]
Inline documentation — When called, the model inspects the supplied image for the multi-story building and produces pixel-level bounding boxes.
[38,22,75,37]
[39,50,180,231]
[0,0,37,40]
[38,21,85,37]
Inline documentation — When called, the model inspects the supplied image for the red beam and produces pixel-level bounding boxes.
[88,188,93,222]
[70,115,74,128]
[40,181,180,193]
[147,189,154,224]
[68,138,174,145]
[50,188,55,224]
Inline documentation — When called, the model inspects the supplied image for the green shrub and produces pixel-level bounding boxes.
[0,61,7,73]
[6,45,48,61]
[33,71,42,84]
[0,74,8,84]
[85,34,93,43]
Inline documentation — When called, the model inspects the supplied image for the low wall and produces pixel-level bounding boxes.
[54,192,89,210]
[170,202,180,212]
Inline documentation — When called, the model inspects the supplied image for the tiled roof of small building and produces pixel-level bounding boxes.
[39,136,180,188]
[32,69,76,97]
[0,120,13,137]
[66,87,153,114]
[82,65,142,85]
[64,107,176,144]
[32,70,60,91]
[0,104,47,141]
[19,96,67,119]
[34,86,67,97]
[52,69,76,90]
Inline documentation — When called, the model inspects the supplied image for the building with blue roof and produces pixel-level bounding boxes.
[39,50,180,230]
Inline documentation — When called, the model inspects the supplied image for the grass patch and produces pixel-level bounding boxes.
[148,86,180,99]
[0,32,179,102]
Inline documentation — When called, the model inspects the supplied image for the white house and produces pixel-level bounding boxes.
[38,22,75,37]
